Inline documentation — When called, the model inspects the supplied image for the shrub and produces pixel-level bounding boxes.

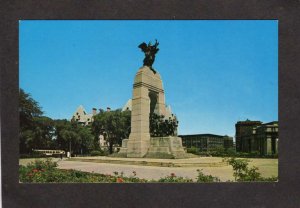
[197,151,210,156]
[186,146,198,155]
[109,152,127,158]
[19,159,148,183]
[225,147,236,156]
[19,158,59,182]
[196,169,220,182]
[225,157,278,182]
[90,150,105,156]
[157,173,193,183]
[19,152,47,158]
[248,151,261,158]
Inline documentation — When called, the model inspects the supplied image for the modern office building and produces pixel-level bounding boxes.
[179,134,234,152]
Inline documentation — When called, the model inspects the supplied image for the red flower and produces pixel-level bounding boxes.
[116,177,124,183]
[170,173,176,177]
[32,169,39,173]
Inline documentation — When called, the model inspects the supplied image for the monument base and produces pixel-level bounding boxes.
[145,136,187,159]
[118,139,129,156]
[118,136,190,159]
[126,137,150,158]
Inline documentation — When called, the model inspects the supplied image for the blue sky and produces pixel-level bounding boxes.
[19,20,278,137]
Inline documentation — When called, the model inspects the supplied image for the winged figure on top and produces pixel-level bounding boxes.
[138,39,159,73]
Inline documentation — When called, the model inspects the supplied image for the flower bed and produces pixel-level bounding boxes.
[19,159,149,183]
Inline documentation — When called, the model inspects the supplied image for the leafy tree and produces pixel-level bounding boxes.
[33,116,55,148]
[53,119,73,151]
[149,113,178,137]
[19,89,53,153]
[20,129,35,154]
[76,125,94,154]
[20,116,55,153]
[19,88,43,130]
[92,109,131,154]
[19,89,95,155]
[53,119,94,155]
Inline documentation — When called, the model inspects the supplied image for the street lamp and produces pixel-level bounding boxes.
[69,139,72,158]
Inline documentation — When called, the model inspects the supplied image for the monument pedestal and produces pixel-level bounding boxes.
[126,139,150,158]
[125,66,164,158]
[146,136,187,159]
[119,66,188,158]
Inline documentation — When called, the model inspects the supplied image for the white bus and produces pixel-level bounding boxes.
[32,149,65,156]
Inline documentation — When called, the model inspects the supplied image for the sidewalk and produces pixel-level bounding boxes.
[57,160,234,182]
[67,156,227,167]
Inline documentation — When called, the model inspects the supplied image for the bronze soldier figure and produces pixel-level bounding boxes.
[138,40,159,73]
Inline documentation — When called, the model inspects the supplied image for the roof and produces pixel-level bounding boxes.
[236,120,262,124]
[122,99,132,111]
[179,133,232,138]
[71,105,93,123]
[262,121,278,126]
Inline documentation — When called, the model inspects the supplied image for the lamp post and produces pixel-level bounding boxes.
[69,139,72,158]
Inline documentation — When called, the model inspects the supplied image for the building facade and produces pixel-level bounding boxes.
[71,105,97,126]
[179,134,234,152]
[235,120,278,155]
[122,98,176,120]
[235,120,262,152]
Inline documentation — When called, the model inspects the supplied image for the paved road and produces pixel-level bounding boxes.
[57,160,235,181]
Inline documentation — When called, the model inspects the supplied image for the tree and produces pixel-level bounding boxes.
[53,119,72,151]
[92,109,131,154]
[33,116,55,149]
[19,89,95,155]
[19,89,48,153]
[20,116,55,153]
[76,125,94,154]
[54,119,78,154]
[149,113,178,137]
[53,119,94,155]
[19,88,43,130]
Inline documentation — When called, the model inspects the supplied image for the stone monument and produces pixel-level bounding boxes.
[119,40,188,158]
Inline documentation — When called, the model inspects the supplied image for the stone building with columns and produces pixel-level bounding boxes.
[235,120,278,155]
